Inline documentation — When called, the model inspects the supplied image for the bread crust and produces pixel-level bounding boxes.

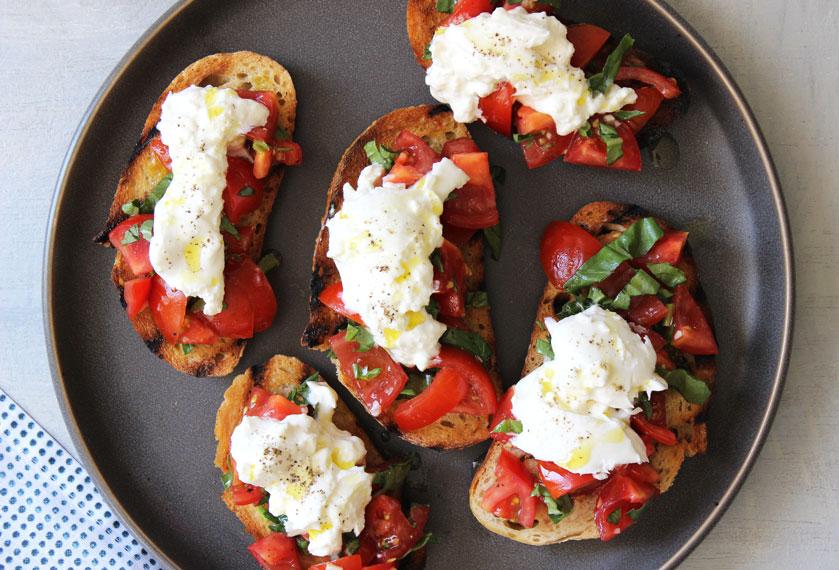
[98,51,297,377]
[469,201,715,544]
[301,105,501,450]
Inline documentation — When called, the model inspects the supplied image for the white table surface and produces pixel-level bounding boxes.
[1,1,836,568]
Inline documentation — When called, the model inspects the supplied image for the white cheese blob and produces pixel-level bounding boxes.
[511,305,667,479]
[230,381,373,557]
[149,85,269,315]
[326,159,470,372]
[426,7,637,136]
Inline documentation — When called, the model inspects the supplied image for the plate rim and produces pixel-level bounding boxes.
[42,1,794,568]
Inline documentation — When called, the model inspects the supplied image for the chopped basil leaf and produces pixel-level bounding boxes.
[373,458,414,495]
[181,343,194,355]
[400,372,434,399]
[295,537,309,552]
[399,388,417,398]
[258,251,281,274]
[588,34,634,94]
[563,218,664,293]
[659,368,711,405]
[287,379,312,406]
[238,185,255,197]
[364,140,399,170]
[422,44,432,61]
[483,222,502,260]
[507,0,524,4]
[121,173,172,216]
[599,122,624,165]
[647,262,686,287]
[466,291,489,308]
[578,121,592,137]
[274,126,291,141]
[352,362,381,380]
[220,471,233,490]
[628,504,647,521]
[536,338,555,360]
[120,223,142,245]
[557,298,590,319]
[492,419,522,435]
[436,0,454,13]
[612,269,661,310]
[490,164,506,185]
[658,287,673,300]
[257,503,287,532]
[614,110,646,121]
[531,483,573,524]
[426,297,440,319]
[636,392,652,419]
[587,287,609,305]
[345,323,375,352]
[139,219,154,241]
[607,508,622,525]
[430,249,445,272]
[405,532,434,557]
[121,201,139,216]
[662,303,675,327]
[220,215,239,238]
[343,534,360,555]
[252,140,270,153]
[324,348,336,360]
[440,328,492,364]
[512,132,533,144]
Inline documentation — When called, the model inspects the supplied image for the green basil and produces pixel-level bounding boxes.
[483,222,502,260]
[628,504,647,521]
[587,287,609,305]
[220,215,239,238]
[536,338,555,360]
[405,532,434,557]
[345,323,375,352]
[180,343,194,355]
[373,458,414,495]
[238,185,255,197]
[531,484,573,524]
[490,164,506,185]
[343,535,360,555]
[614,110,646,121]
[557,298,590,319]
[436,0,455,13]
[121,173,172,216]
[588,34,634,94]
[220,471,233,490]
[252,140,270,153]
[563,218,664,293]
[440,328,492,364]
[607,508,622,525]
[659,368,711,405]
[423,44,432,61]
[492,419,522,435]
[599,122,624,165]
[296,537,309,552]
[352,363,381,380]
[636,392,652,420]
[647,262,686,287]
[259,506,287,533]
[275,126,291,141]
[258,251,281,274]
[139,219,154,240]
[466,291,489,308]
[426,297,440,319]
[430,249,445,272]
[612,269,661,310]
[400,372,435,399]
[578,121,592,137]
[364,140,399,170]
[287,379,313,406]
[512,132,533,144]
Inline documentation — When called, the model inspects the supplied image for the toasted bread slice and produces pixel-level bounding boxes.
[301,105,501,450]
[214,355,427,568]
[470,201,714,544]
[406,0,448,69]
[96,51,297,377]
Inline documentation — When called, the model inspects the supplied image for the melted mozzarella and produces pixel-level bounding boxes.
[426,7,636,136]
[511,306,667,479]
[326,159,469,371]
[149,85,268,315]
[230,381,373,557]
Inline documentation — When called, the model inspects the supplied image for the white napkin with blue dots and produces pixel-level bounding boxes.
[0,389,158,569]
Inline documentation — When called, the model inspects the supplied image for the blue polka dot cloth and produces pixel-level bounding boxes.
[0,390,158,569]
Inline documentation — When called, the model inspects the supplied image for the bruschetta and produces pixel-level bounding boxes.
[95,51,302,377]
[301,105,501,449]
[470,201,716,543]
[214,355,431,569]
[407,1,686,171]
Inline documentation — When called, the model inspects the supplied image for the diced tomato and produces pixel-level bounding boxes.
[628,322,674,370]
[233,258,278,333]
[385,153,425,186]
[246,385,307,421]
[309,555,362,570]
[391,131,440,176]
[319,282,365,324]
[393,367,468,432]
[478,82,515,137]
[649,391,667,426]
[237,90,279,138]
[567,24,611,69]
[515,105,555,136]
[615,463,660,485]
[359,495,429,564]
[616,66,682,99]
[248,533,301,570]
[441,137,480,158]
[672,285,718,355]
[179,314,218,345]
[627,295,668,327]
[206,259,276,338]
[443,224,477,246]
[274,141,303,166]
[520,128,574,169]
[432,240,467,317]
[149,136,171,169]
[595,261,634,298]
[634,230,689,265]
[564,121,642,171]
[480,449,538,528]
[123,277,152,319]
[223,225,255,255]
[109,214,154,276]
[230,483,263,506]
[536,461,598,498]
[594,471,658,541]
[619,86,664,133]
[502,0,554,13]
[361,564,396,570]
[253,149,272,179]
[431,346,498,415]
[329,333,409,416]
[148,276,187,343]
[540,221,603,288]
[445,0,494,25]
[488,387,515,443]
[631,414,677,446]
[223,157,264,224]
[441,152,499,229]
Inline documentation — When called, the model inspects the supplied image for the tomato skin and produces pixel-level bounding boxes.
[329,333,409,416]
[627,295,668,327]
[520,129,574,169]
[441,137,480,157]
[631,414,678,446]
[442,224,477,246]
[253,149,272,179]
[616,66,682,99]
[480,449,538,528]
[567,24,611,69]
[393,367,469,432]
[594,472,658,541]
[634,230,689,265]
[536,461,599,497]
[432,240,467,318]
[488,387,515,443]
[149,136,172,169]
[223,225,255,255]
[431,346,498,415]
[389,131,440,179]
[179,315,219,345]
[672,284,718,355]
[248,533,301,570]
[359,495,429,564]
[109,214,154,276]
[236,259,277,334]
[237,90,279,138]
[124,277,152,319]
[309,555,362,570]
[223,156,264,224]
[595,261,634,298]
[246,386,307,421]
[445,0,494,25]
[148,276,187,343]
[318,282,365,324]
[478,82,515,137]
[231,483,263,506]
[274,141,303,166]
[515,105,555,136]
[361,564,396,570]
[205,259,276,338]
[441,152,499,229]
[564,122,642,171]
[540,221,603,288]
[619,86,664,133]
[628,322,674,370]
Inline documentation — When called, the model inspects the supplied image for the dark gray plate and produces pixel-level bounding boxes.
[44,1,793,568]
